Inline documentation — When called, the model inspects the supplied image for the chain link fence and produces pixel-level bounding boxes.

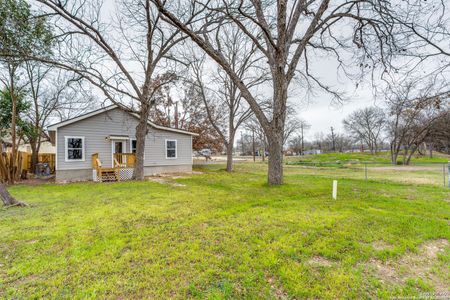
[285,161,450,188]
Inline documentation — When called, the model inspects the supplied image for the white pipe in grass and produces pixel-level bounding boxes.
[332,180,338,200]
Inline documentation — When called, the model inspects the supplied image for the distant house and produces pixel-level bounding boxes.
[0,134,55,154]
[47,105,197,182]
[303,149,322,155]
[18,141,55,154]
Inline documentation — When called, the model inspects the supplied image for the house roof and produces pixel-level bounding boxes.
[47,104,199,136]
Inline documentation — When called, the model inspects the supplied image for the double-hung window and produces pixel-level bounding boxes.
[165,140,177,159]
[65,136,85,161]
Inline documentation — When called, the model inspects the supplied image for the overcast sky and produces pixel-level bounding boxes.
[298,84,378,139]
[288,49,384,140]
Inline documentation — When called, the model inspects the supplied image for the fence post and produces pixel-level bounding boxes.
[448,162,450,188]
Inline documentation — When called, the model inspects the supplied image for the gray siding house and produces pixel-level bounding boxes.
[48,105,197,182]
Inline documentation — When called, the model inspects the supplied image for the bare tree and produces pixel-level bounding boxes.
[149,81,226,152]
[24,0,196,179]
[385,81,450,165]
[288,135,302,155]
[23,62,93,172]
[188,27,267,171]
[283,106,304,147]
[329,126,337,152]
[244,116,267,160]
[343,107,385,154]
[430,114,450,155]
[288,119,311,155]
[151,0,450,184]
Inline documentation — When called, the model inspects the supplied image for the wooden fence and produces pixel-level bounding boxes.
[0,152,24,182]
[22,153,56,173]
[0,152,55,182]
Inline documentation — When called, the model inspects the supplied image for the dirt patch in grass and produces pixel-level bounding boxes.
[146,174,187,187]
[16,176,55,186]
[401,177,440,186]
[145,171,204,186]
[308,256,333,267]
[10,274,39,286]
[369,239,449,292]
[265,274,289,300]
[371,240,394,251]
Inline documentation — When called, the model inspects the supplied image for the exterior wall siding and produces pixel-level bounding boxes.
[55,165,193,182]
[56,108,193,172]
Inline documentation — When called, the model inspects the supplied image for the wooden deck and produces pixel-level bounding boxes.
[92,153,135,182]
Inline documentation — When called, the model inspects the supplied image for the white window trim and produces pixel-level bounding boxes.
[165,139,177,159]
[65,136,85,162]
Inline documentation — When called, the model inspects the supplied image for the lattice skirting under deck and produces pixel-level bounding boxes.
[118,168,134,181]
[93,168,134,182]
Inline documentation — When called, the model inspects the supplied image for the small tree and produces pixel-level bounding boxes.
[23,62,93,173]
[149,81,226,152]
[431,114,450,155]
[288,120,310,155]
[343,107,385,154]
[189,32,264,171]
[385,81,449,164]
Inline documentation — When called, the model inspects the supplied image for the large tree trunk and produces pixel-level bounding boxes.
[134,104,150,180]
[390,141,400,165]
[225,128,236,172]
[263,64,287,185]
[405,145,418,165]
[267,132,284,185]
[0,183,25,207]
[226,142,233,172]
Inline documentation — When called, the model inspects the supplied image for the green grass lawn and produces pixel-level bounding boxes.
[1,163,449,299]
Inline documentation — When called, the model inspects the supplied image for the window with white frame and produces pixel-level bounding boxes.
[65,136,85,161]
[166,140,177,159]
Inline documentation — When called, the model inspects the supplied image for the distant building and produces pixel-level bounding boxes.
[303,149,321,155]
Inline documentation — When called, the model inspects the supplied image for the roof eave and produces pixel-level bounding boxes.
[47,104,199,136]
[47,105,118,131]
